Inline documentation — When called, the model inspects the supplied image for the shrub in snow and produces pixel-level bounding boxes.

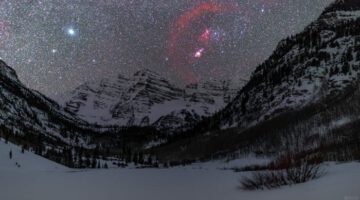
[240,153,324,190]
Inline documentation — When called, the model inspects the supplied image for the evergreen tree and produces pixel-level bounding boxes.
[67,148,74,168]
[133,153,138,165]
[77,148,83,168]
[163,162,169,168]
[85,154,91,168]
[297,80,302,87]
[103,163,108,169]
[138,152,144,165]
[21,144,25,154]
[342,62,350,74]
[5,135,8,144]
[125,148,132,164]
[346,48,354,61]
[91,157,97,168]
[147,156,153,165]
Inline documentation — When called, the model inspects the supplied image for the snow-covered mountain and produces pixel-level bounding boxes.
[206,0,360,130]
[0,60,97,150]
[152,0,360,162]
[59,69,239,131]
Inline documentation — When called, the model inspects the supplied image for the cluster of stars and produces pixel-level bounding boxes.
[0,0,333,97]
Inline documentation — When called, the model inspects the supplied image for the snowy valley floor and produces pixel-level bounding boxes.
[1,141,360,200]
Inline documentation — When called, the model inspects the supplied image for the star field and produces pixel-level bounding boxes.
[0,0,333,97]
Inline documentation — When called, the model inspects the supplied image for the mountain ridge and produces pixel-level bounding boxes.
[58,68,240,132]
[207,2,360,130]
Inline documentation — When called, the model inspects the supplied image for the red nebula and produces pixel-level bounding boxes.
[199,28,210,43]
[167,1,238,83]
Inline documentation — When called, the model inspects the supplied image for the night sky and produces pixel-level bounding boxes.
[0,0,333,97]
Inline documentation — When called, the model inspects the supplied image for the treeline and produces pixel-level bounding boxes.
[0,124,165,168]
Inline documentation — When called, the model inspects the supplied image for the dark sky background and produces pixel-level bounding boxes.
[0,0,333,98]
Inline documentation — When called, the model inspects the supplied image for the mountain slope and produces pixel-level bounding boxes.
[0,60,101,164]
[210,0,360,130]
[0,138,66,171]
[59,69,239,132]
[153,0,360,162]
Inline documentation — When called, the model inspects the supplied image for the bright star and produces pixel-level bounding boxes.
[261,6,265,13]
[66,27,77,36]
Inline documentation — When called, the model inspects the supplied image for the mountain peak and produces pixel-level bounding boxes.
[133,69,161,78]
[0,60,20,82]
